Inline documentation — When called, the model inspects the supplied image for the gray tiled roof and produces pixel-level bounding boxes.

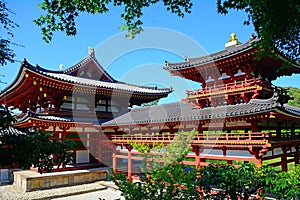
[102,94,297,127]
[22,60,172,95]
[283,104,300,116]
[44,72,172,94]
[15,111,111,125]
[0,126,28,135]
[17,111,73,123]
[164,38,257,71]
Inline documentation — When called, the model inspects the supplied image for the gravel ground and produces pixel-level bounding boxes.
[53,188,124,200]
[0,181,122,200]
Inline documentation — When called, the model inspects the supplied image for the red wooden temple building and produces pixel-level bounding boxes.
[0,48,172,167]
[1,34,300,179]
[101,34,300,178]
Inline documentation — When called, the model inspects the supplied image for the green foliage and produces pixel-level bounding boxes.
[200,163,300,200]
[0,105,15,129]
[34,0,193,41]
[140,130,195,173]
[112,163,199,200]
[0,0,19,66]
[112,161,300,199]
[217,0,299,61]
[263,164,300,200]
[160,130,195,165]
[0,129,75,172]
[287,87,300,107]
[199,163,257,200]
[128,140,164,153]
[141,99,159,107]
[35,0,299,61]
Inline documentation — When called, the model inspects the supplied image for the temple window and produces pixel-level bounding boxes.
[110,100,119,112]
[95,99,119,113]
[75,97,90,110]
[61,96,73,110]
[95,99,107,112]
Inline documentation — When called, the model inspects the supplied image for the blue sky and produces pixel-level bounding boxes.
[1,1,299,103]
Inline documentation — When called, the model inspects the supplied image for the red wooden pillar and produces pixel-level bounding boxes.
[168,125,174,135]
[97,133,102,164]
[249,147,262,167]
[192,146,201,169]
[281,147,288,172]
[60,126,69,140]
[129,127,133,135]
[251,121,258,133]
[254,157,262,167]
[127,146,133,182]
[222,147,232,164]
[112,148,117,174]
[197,124,202,134]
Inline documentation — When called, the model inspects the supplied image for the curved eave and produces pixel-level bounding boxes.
[13,115,94,128]
[102,95,300,129]
[0,62,172,104]
[0,65,31,103]
[164,40,256,71]
[43,72,172,95]
[101,96,280,128]
[165,39,300,78]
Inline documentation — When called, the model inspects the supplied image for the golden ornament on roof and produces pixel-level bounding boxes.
[88,46,94,54]
[230,33,237,42]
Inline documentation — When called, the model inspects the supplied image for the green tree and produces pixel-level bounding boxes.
[141,99,159,107]
[217,0,299,61]
[0,129,75,172]
[113,162,300,200]
[112,129,300,200]
[0,0,19,66]
[0,105,15,128]
[35,0,299,60]
[113,163,199,200]
[287,87,300,107]
[128,130,196,173]
[113,131,197,199]
[0,105,74,172]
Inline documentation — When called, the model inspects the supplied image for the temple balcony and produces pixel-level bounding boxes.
[109,131,300,148]
[183,78,290,108]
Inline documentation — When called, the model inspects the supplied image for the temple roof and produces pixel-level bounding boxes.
[24,59,172,94]
[10,95,300,129]
[0,55,172,102]
[165,38,257,71]
[22,112,73,122]
[43,71,171,94]
[164,36,300,76]
[12,109,121,127]
[62,49,116,82]
[101,94,300,127]
[0,126,28,136]
[12,111,98,128]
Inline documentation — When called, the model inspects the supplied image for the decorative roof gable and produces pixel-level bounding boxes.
[63,48,116,82]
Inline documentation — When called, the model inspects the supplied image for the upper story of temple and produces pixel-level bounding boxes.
[0,48,172,125]
[164,34,300,108]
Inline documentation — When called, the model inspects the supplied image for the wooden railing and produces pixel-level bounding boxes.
[185,78,263,98]
[110,132,269,145]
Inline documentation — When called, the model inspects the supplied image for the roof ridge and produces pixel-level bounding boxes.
[164,39,257,70]
[62,53,116,82]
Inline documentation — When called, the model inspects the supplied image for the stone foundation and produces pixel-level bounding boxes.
[14,168,107,192]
